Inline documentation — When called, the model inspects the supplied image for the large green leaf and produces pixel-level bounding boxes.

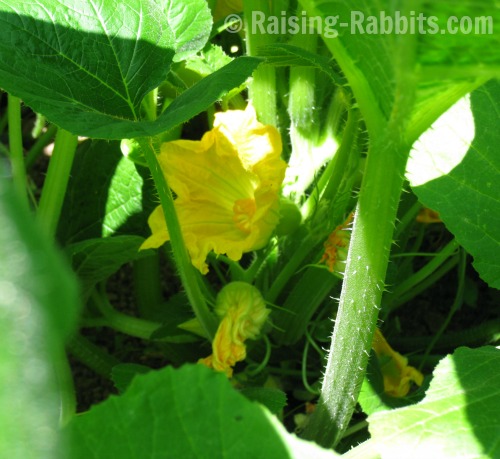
[369,347,500,459]
[0,0,175,126]
[0,1,260,138]
[68,364,340,458]
[407,80,500,288]
[0,167,80,458]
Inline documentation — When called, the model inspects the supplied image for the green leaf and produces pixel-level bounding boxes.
[369,347,500,459]
[0,165,80,458]
[147,56,261,138]
[160,0,213,62]
[239,387,288,415]
[184,44,233,77]
[407,80,500,288]
[0,0,175,130]
[58,140,156,243]
[68,364,340,458]
[67,236,146,298]
[0,2,259,138]
[111,363,152,394]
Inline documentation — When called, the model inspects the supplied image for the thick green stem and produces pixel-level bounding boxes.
[300,89,353,219]
[298,0,385,138]
[302,133,410,447]
[284,33,324,199]
[139,138,217,339]
[36,129,78,236]
[243,0,279,125]
[321,109,359,214]
[300,9,421,444]
[7,94,29,209]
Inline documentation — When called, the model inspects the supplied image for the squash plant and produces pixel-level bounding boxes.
[0,0,499,458]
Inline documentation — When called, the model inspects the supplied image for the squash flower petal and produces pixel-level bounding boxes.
[199,282,270,377]
[372,328,424,397]
[141,106,286,274]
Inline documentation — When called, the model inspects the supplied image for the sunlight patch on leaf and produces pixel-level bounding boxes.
[369,347,500,459]
[406,95,475,187]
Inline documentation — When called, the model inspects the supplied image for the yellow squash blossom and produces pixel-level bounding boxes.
[372,328,424,397]
[199,282,270,377]
[141,106,286,274]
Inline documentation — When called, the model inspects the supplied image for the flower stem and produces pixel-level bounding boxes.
[139,137,217,339]
[91,289,162,340]
[265,234,317,304]
[387,256,459,313]
[54,346,77,426]
[67,333,121,379]
[36,129,78,237]
[7,94,29,209]
[383,239,458,315]
[419,248,466,370]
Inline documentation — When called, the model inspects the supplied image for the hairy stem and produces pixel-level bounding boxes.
[302,132,411,447]
[139,138,217,339]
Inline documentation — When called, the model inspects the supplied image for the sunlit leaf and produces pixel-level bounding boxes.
[369,347,500,459]
[408,80,500,288]
[68,364,340,458]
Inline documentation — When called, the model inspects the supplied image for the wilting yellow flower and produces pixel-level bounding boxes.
[199,282,270,377]
[416,207,442,224]
[141,106,286,274]
[372,328,424,397]
[319,212,354,274]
